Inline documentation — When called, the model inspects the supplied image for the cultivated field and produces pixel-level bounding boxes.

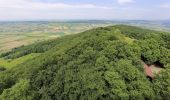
[0,21,111,53]
[0,20,169,53]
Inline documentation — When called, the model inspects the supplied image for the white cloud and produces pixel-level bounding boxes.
[30,3,110,9]
[0,0,113,20]
[117,0,134,5]
[0,0,110,9]
[0,0,169,20]
[160,3,170,8]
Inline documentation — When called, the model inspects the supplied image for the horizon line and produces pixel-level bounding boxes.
[0,19,170,22]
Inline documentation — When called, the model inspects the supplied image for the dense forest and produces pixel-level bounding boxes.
[0,25,170,100]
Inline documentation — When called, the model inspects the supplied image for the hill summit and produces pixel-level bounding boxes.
[0,25,170,100]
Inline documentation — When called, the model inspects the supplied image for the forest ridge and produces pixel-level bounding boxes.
[0,25,170,100]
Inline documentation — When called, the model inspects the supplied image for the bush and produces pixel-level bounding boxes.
[0,67,6,72]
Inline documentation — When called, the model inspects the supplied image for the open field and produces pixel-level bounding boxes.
[0,20,170,53]
[0,21,112,53]
[0,53,40,69]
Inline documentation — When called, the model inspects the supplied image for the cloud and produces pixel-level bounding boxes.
[0,0,169,20]
[0,0,110,9]
[160,3,170,8]
[0,0,114,20]
[31,3,110,9]
[117,0,134,5]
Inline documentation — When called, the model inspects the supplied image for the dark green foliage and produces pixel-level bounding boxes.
[113,25,159,39]
[0,25,169,100]
[0,73,16,94]
[0,79,34,100]
[0,67,6,72]
[162,33,170,49]
[0,35,77,59]
[138,39,161,64]
[138,35,170,65]
[153,65,170,99]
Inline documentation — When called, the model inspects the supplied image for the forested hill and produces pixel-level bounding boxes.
[0,25,170,100]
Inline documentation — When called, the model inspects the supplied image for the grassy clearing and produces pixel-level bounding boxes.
[114,29,134,44]
[0,53,40,69]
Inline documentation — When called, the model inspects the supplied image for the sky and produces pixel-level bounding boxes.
[0,0,170,21]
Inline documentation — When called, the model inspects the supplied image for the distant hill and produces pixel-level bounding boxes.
[0,25,170,100]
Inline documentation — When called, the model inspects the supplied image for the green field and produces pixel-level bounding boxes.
[0,53,40,69]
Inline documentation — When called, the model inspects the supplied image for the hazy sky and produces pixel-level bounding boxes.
[0,0,170,21]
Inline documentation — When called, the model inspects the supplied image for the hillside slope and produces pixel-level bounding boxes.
[0,25,170,100]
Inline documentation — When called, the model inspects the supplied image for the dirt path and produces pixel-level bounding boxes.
[143,62,153,78]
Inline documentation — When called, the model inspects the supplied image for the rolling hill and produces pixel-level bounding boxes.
[0,25,170,100]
